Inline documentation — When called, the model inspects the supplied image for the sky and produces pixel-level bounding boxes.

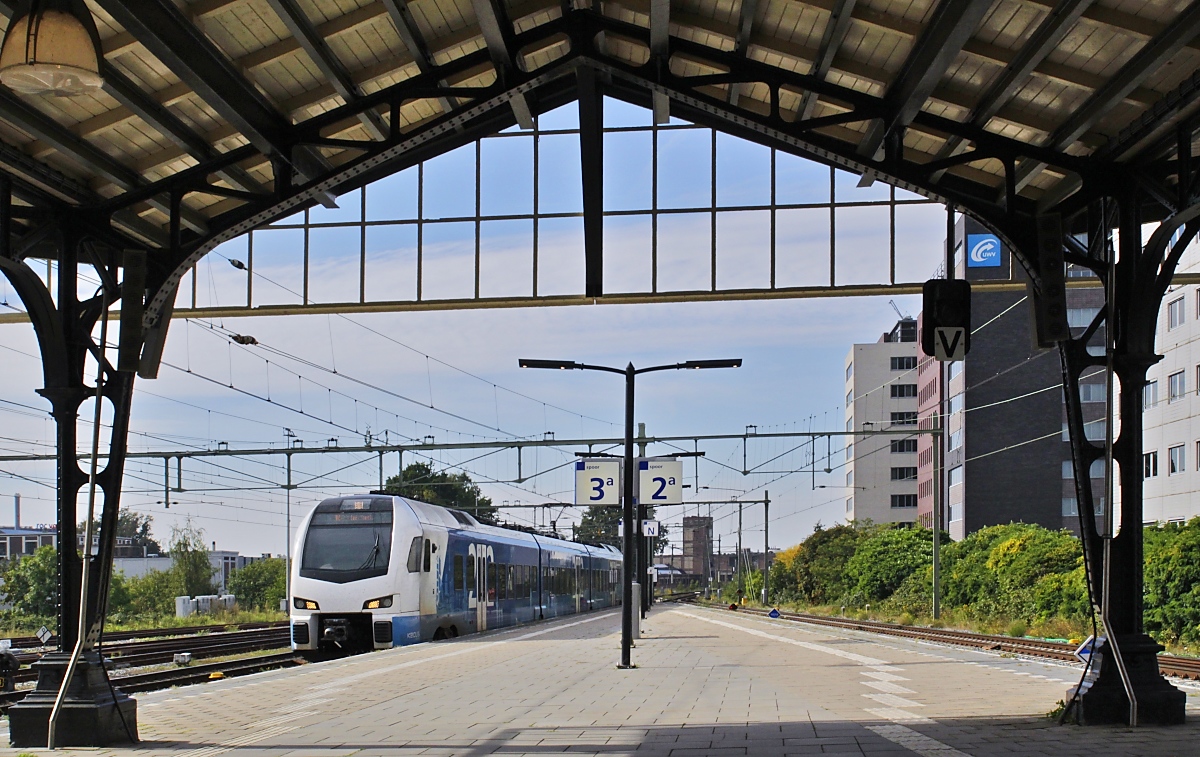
[0,98,951,560]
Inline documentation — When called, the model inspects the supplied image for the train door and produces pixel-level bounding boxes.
[574,556,582,614]
[468,543,493,631]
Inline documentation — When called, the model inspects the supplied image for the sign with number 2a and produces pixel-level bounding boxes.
[574,459,620,506]
[638,459,683,504]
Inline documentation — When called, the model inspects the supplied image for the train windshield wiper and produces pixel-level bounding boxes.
[358,531,381,571]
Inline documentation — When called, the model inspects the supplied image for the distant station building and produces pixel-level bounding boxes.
[680,516,713,585]
[915,216,1104,539]
[1143,236,1200,524]
[843,317,920,525]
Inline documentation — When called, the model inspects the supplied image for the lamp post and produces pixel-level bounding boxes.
[519,358,742,668]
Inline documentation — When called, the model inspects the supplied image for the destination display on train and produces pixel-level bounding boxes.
[312,511,392,525]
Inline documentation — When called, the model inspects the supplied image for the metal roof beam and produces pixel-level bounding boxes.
[380,0,457,116]
[797,0,856,121]
[262,0,389,140]
[0,88,208,233]
[471,0,534,128]
[101,65,267,195]
[726,0,758,107]
[650,0,670,122]
[1014,1,1200,194]
[932,0,1094,180]
[857,0,992,161]
[95,0,335,190]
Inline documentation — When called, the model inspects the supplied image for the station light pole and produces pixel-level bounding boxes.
[519,358,742,668]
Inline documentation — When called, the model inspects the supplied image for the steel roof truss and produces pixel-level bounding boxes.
[262,0,389,140]
[471,0,535,128]
[797,0,857,121]
[857,0,993,162]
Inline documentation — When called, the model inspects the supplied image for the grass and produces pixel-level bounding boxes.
[0,609,287,638]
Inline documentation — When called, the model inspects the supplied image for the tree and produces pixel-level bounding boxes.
[169,522,216,597]
[228,558,286,610]
[77,511,163,556]
[118,511,162,554]
[575,505,620,547]
[1,545,57,617]
[384,461,498,524]
[574,504,667,552]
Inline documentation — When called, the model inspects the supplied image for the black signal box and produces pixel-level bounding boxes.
[921,279,972,359]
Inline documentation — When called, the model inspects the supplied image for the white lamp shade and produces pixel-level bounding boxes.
[0,9,103,96]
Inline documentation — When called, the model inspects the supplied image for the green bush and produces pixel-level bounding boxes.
[1144,519,1200,644]
[844,525,937,602]
[228,558,286,610]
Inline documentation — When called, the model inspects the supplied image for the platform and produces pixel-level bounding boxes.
[4,605,1200,756]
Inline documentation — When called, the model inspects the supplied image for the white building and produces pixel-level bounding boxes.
[114,551,270,594]
[1143,236,1200,524]
[843,318,920,525]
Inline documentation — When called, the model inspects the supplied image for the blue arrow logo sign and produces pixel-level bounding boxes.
[967,234,1002,268]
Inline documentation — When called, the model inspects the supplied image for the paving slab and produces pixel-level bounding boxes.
[2,605,1199,756]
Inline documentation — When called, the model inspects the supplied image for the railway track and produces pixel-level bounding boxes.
[3,619,288,650]
[0,651,302,709]
[0,622,297,706]
[687,602,1200,681]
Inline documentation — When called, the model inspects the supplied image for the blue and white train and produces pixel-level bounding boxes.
[290,494,623,654]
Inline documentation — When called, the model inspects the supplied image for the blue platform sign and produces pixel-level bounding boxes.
[966,233,1002,267]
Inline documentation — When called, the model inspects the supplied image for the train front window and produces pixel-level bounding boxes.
[300,497,394,583]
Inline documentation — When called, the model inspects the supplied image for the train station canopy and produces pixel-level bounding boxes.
[0,0,1197,266]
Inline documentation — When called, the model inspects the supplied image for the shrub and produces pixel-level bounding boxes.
[844,525,937,602]
[1007,620,1027,638]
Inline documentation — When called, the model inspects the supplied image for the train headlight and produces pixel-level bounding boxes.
[293,597,319,610]
[363,595,394,610]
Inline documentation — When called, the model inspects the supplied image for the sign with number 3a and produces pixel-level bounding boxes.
[574,460,620,506]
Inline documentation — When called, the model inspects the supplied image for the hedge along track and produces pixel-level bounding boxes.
[685,602,1200,681]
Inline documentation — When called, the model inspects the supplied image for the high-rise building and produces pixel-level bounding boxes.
[843,318,920,525]
[1143,237,1200,524]
[915,216,1105,539]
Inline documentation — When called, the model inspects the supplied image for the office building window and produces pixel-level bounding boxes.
[890,467,918,481]
[1169,296,1186,329]
[846,498,853,513]
[846,470,854,486]
[948,394,964,414]
[890,384,917,398]
[1062,460,1074,479]
[1063,498,1078,517]
[948,430,963,451]
[1197,365,1200,395]
[846,390,853,407]
[1169,370,1186,402]
[890,439,917,453]
[846,363,853,380]
[947,360,962,380]
[890,356,916,370]
[1068,307,1100,328]
[891,494,918,508]
[1144,380,1158,409]
[949,465,963,487]
[891,412,917,426]
[1169,444,1185,475]
[1079,383,1106,403]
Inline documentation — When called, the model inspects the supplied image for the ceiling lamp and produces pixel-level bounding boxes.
[0,0,103,96]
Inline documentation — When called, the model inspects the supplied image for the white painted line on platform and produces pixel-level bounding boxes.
[867,723,972,756]
[674,610,888,665]
[863,670,909,682]
[862,680,917,695]
[864,692,925,708]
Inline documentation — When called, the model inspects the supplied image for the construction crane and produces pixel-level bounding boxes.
[889,299,913,320]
